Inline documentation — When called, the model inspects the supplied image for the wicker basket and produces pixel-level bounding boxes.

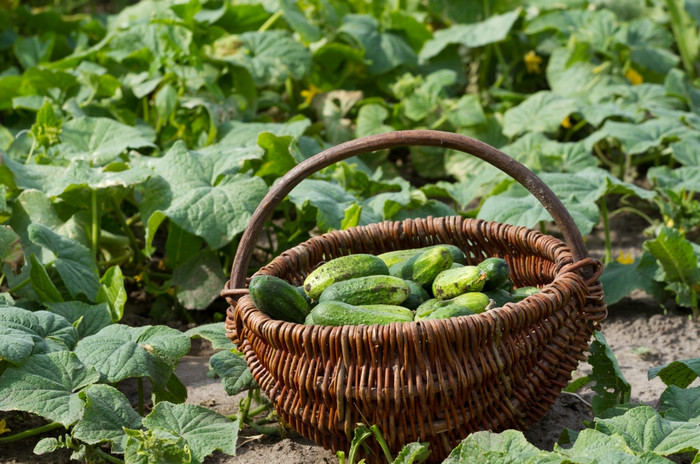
[222,130,606,463]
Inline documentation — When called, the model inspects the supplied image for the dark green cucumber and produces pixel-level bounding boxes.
[477,257,511,291]
[249,275,310,323]
[402,280,430,310]
[431,266,487,300]
[512,286,540,302]
[304,254,389,300]
[379,244,466,268]
[484,288,514,307]
[357,304,414,319]
[415,298,440,319]
[310,301,413,326]
[318,275,410,306]
[394,245,454,286]
[415,292,490,320]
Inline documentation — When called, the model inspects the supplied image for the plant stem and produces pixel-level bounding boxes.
[137,377,145,416]
[92,447,124,464]
[7,276,31,294]
[259,10,282,32]
[126,213,141,227]
[600,196,612,265]
[347,428,372,464]
[369,425,393,463]
[91,189,99,259]
[25,139,37,164]
[111,197,142,265]
[0,422,63,443]
[608,206,655,226]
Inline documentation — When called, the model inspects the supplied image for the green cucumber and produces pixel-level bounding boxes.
[402,280,430,310]
[303,254,389,300]
[378,244,466,268]
[484,288,514,307]
[249,275,310,323]
[512,286,540,302]
[310,300,413,326]
[318,275,410,306]
[432,266,487,300]
[415,298,440,319]
[357,304,414,319]
[415,292,490,320]
[395,245,454,286]
[477,257,511,291]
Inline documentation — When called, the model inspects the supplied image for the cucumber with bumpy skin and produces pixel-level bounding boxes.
[310,300,413,326]
[484,288,514,307]
[477,257,510,291]
[318,275,410,306]
[303,254,389,300]
[402,280,430,310]
[357,304,414,319]
[394,245,454,286]
[432,266,487,300]
[415,292,490,320]
[249,275,310,323]
[378,244,467,268]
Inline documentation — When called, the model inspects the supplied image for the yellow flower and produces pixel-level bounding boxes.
[616,251,635,265]
[133,272,144,283]
[0,419,10,435]
[300,83,320,106]
[561,115,572,129]
[625,68,643,85]
[666,217,675,228]
[524,50,543,74]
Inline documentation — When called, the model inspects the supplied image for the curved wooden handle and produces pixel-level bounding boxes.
[228,130,591,289]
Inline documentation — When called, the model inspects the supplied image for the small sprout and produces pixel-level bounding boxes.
[632,346,654,361]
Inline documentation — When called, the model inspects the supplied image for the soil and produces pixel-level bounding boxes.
[1,211,699,463]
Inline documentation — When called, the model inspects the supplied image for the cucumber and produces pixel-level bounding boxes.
[249,275,310,323]
[304,313,315,325]
[303,254,389,300]
[378,244,466,268]
[512,286,540,302]
[415,292,490,320]
[484,288,514,307]
[431,266,487,300]
[318,275,410,306]
[402,279,430,310]
[395,245,454,286]
[357,304,414,319]
[477,257,510,291]
[310,300,413,326]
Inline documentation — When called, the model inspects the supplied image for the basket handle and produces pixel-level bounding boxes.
[227,130,592,292]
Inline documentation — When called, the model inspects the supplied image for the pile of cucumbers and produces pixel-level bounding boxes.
[248,244,540,326]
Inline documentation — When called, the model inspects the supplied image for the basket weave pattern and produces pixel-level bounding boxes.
[224,216,605,462]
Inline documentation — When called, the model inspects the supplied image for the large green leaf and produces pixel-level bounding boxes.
[599,260,659,306]
[443,429,555,464]
[594,405,700,456]
[419,9,521,62]
[0,351,99,426]
[54,117,156,165]
[27,223,100,300]
[0,306,78,356]
[0,225,22,274]
[74,324,190,389]
[648,166,700,194]
[46,301,112,339]
[138,141,268,251]
[72,384,143,453]
[503,91,579,137]
[140,401,239,463]
[588,330,632,416]
[555,428,672,464]
[184,322,233,351]
[649,358,700,388]
[659,386,700,424]
[209,350,255,395]
[339,15,417,76]
[213,30,311,86]
[584,118,696,155]
[171,249,227,310]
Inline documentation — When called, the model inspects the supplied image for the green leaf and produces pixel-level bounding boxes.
[594,405,700,456]
[74,324,190,389]
[503,91,579,137]
[141,402,240,463]
[138,141,268,251]
[665,68,700,114]
[588,330,632,416]
[648,166,700,194]
[124,428,192,464]
[555,428,670,463]
[154,83,178,124]
[0,225,23,274]
[96,265,127,323]
[447,95,487,128]
[152,372,188,405]
[280,0,321,43]
[666,0,700,79]
[214,30,311,86]
[27,223,100,301]
[649,358,700,388]
[643,227,700,308]
[14,35,54,70]
[255,133,298,179]
[56,117,156,166]
[171,249,227,310]
[443,429,553,464]
[72,384,143,453]
[0,351,99,426]
[659,386,700,424]
[0,325,36,366]
[584,119,696,156]
[0,306,78,355]
[165,223,203,270]
[30,100,62,150]
[339,15,417,76]
[184,323,232,351]
[419,9,522,62]
[29,254,63,303]
[392,441,431,464]
[209,350,255,395]
[341,203,363,230]
[356,103,393,138]
[599,260,659,305]
[671,140,700,166]
[46,301,112,339]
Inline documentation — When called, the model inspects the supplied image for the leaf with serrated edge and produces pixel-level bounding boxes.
[142,402,239,463]
[588,330,632,416]
[47,301,112,339]
[72,384,143,453]
[660,386,700,424]
[209,350,256,395]
[185,323,233,351]
[0,351,99,425]
[649,358,700,388]
[74,325,190,389]
[443,429,555,464]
